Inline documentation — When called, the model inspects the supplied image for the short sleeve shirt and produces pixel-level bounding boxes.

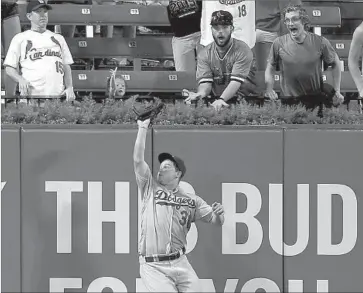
[4,30,74,96]
[268,32,337,96]
[136,165,213,256]
[197,38,257,97]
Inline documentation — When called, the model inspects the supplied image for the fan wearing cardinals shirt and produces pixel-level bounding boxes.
[4,0,75,100]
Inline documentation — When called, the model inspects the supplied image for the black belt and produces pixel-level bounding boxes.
[144,247,186,263]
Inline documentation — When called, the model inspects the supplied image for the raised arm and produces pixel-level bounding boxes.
[133,119,151,178]
[348,23,363,97]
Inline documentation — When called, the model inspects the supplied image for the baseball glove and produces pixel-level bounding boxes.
[132,96,165,123]
[106,67,126,99]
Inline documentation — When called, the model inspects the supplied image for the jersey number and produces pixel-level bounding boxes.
[238,4,247,17]
[179,210,191,229]
[55,61,64,74]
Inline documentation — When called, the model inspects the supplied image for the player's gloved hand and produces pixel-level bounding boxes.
[333,91,344,105]
[18,77,32,96]
[212,202,224,216]
[264,89,278,101]
[211,99,228,111]
[137,118,151,129]
[62,87,76,101]
[183,89,200,105]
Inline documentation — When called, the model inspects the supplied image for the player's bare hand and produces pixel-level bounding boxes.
[137,118,151,129]
[183,89,200,105]
[211,99,228,111]
[18,78,32,96]
[358,99,363,114]
[359,89,363,100]
[62,87,76,101]
[333,91,344,105]
[265,89,278,101]
[212,202,224,216]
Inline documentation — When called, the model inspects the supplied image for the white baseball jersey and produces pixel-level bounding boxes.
[136,166,213,256]
[4,30,74,96]
[200,0,256,49]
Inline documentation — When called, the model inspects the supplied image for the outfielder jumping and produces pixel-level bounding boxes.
[133,118,225,292]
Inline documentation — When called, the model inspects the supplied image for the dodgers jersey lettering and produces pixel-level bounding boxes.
[4,30,74,96]
[200,0,256,48]
[136,166,213,256]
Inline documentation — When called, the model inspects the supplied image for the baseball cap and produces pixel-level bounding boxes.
[158,153,186,178]
[210,10,233,26]
[27,0,52,13]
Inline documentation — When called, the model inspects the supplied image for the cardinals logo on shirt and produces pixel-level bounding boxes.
[24,36,63,61]
[24,40,33,60]
[219,0,245,5]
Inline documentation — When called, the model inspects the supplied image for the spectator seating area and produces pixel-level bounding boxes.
[1,0,362,98]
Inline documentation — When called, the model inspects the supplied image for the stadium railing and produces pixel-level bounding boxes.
[17,4,341,28]
[66,36,173,59]
[1,70,357,94]
[66,38,356,66]
[14,4,342,70]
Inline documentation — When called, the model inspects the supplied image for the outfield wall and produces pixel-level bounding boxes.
[1,125,362,292]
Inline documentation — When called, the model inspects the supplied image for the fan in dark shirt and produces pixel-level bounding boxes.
[166,0,203,71]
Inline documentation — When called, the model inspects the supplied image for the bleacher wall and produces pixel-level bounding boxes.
[2,125,363,293]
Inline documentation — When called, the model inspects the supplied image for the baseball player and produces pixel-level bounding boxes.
[348,21,363,102]
[200,0,256,49]
[185,10,258,111]
[134,118,225,292]
[4,0,75,100]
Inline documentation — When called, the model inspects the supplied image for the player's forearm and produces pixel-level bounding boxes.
[133,127,148,163]
[196,83,212,99]
[331,57,342,93]
[63,64,73,90]
[5,66,25,84]
[211,212,224,226]
[348,58,363,95]
[265,63,276,91]
[220,81,241,102]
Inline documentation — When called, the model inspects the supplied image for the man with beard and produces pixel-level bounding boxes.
[264,4,344,110]
[184,10,258,111]
[348,21,363,106]
[200,0,256,50]
[4,0,75,100]
[134,118,225,292]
